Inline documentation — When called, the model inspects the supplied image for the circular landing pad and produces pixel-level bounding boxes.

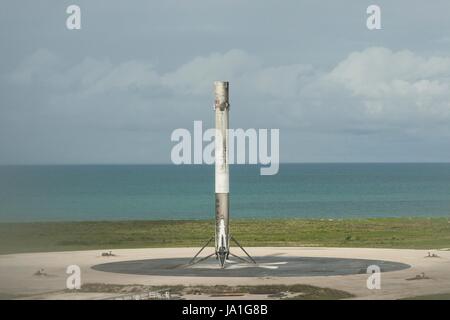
[92,256,410,277]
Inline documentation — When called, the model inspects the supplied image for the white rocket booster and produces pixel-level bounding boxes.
[214,81,230,267]
[189,81,255,268]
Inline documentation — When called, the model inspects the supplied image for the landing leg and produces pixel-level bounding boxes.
[189,252,215,266]
[230,235,256,264]
[189,235,255,267]
[189,236,214,265]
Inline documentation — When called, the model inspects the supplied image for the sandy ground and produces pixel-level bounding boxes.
[0,247,449,300]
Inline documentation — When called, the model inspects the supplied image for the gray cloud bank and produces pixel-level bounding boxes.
[2,46,450,164]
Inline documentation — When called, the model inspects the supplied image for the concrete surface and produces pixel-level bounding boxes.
[92,256,410,277]
[0,247,449,300]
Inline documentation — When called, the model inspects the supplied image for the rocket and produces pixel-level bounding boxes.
[214,81,230,268]
[188,81,255,269]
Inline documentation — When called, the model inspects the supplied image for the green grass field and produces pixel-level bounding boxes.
[0,217,449,254]
[78,283,354,300]
[401,293,450,300]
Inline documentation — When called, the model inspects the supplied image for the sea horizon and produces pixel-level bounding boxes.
[1,163,449,223]
[2,161,450,166]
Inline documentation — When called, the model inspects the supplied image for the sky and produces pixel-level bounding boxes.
[1,0,450,164]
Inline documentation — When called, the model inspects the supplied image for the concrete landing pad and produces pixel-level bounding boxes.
[92,256,410,277]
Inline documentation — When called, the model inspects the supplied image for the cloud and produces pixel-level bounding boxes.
[324,47,450,126]
[161,49,260,95]
[326,47,450,97]
[3,46,450,164]
[9,48,62,85]
[6,47,450,129]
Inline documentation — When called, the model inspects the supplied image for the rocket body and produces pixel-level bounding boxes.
[214,81,230,267]
[188,81,253,268]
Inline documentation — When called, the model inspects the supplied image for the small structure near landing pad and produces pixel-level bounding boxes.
[92,256,410,277]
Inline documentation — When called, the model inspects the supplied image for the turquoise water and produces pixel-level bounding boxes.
[0,164,449,222]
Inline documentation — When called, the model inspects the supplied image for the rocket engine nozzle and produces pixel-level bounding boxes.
[217,246,228,268]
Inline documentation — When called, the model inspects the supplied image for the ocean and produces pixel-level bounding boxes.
[0,163,449,222]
